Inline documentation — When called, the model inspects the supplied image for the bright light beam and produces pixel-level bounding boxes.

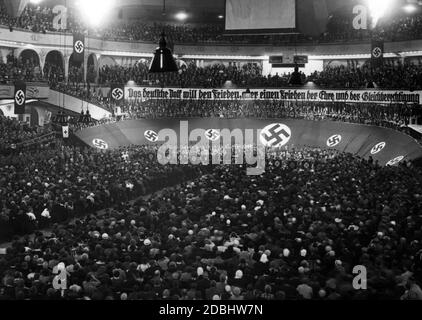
[76,0,115,27]
[403,4,417,13]
[367,0,395,28]
[175,12,188,21]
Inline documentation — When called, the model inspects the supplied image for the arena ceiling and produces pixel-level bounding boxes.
[6,0,416,33]
[8,0,352,24]
[116,0,226,23]
[7,0,226,23]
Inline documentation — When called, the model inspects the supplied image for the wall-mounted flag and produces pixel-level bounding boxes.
[14,81,26,115]
[73,33,85,62]
[62,125,69,139]
[371,40,384,69]
[110,84,124,104]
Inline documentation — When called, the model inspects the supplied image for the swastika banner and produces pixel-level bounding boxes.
[14,81,26,115]
[73,33,85,63]
[110,84,124,105]
[371,40,384,69]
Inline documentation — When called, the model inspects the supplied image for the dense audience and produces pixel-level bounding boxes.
[310,63,422,90]
[1,144,422,300]
[2,2,422,44]
[52,82,111,110]
[4,53,422,91]
[95,99,420,134]
[321,11,422,43]
[98,61,292,89]
[0,53,43,83]
[0,144,202,241]
[0,116,51,153]
[97,60,422,90]
[2,2,422,302]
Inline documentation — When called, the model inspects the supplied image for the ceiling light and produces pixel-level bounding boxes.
[76,0,115,27]
[403,4,417,13]
[175,12,188,21]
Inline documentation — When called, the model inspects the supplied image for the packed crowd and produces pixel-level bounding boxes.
[321,11,422,43]
[4,53,422,91]
[2,2,422,44]
[1,144,422,300]
[1,1,422,303]
[51,82,111,111]
[0,144,202,242]
[101,99,420,133]
[309,63,422,90]
[0,116,52,153]
[97,60,422,90]
[0,53,43,83]
[98,61,293,89]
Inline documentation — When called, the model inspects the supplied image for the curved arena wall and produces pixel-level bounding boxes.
[2,26,422,58]
[75,119,422,166]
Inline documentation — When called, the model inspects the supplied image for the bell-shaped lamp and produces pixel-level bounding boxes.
[149,32,178,73]
[55,110,68,125]
[78,110,85,124]
[83,109,92,124]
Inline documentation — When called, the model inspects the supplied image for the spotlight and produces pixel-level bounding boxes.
[175,12,188,21]
[366,0,394,28]
[305,81,316,88]
[404,4,417,13]
[76,0,115,27]
[30,0,43,4]
[223,80,237,89]
[218,15,224,19]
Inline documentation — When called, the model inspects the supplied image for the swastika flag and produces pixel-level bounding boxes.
[14,81,26,115]
[73,33,85,62]
[371,40,384,69]
[110,84,124,105]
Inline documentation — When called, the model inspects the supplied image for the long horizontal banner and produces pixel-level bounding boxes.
[125,87,422,104]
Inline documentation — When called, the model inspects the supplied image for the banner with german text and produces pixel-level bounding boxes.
[124,87,421,105]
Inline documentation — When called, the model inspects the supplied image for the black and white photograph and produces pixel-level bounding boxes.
[0,0,421,316]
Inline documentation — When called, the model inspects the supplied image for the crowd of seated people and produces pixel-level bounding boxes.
[5,55,421,91]
[309,63,422,90]
[97,60,422,90]
[321,11,422,43]
[0,53,43,83]
[43,61,65,87]
[0,144,202,242]
[2,2,422,44]
[2,51,422,92]
[95,99,419,134]
[0,2,55,33]
[98,61,290,89]
[0,116,52,153]
[1,144,422,300]
[51,82,112,113]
